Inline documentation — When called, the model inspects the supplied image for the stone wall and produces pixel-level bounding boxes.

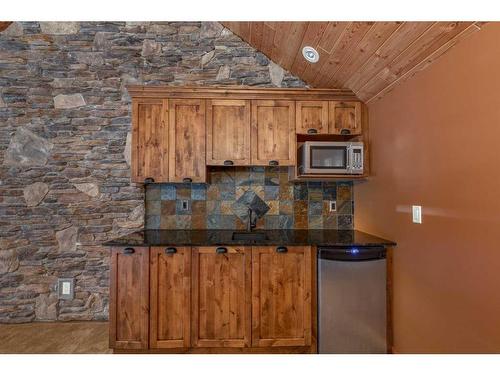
[0,21,305,322]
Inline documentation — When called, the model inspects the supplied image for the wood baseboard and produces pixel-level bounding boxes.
[113,346,317,354]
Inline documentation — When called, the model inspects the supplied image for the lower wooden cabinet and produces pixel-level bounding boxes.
[149,246,191,349]
[191,246,252,347]
[109,247,149,350]
[251,246,312,347]
[109,245,315,353]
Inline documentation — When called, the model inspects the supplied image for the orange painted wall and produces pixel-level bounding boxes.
[355,22,500,353]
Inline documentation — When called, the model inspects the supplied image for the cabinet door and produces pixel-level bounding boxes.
[252,246,312,347]
[251,100,296,166]
[109,247,149,350]
[296,101,329,135]
[192,246,252,348]
[131,99,168,183]
[329,101,362,135]
[206,99,251,166]
[168,99,206,183]
[150,247,191,349]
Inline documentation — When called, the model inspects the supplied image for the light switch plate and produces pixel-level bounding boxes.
[412,205,422,224]
[180,199,189,212]
[329,201,337,212]
[57,278,74,300]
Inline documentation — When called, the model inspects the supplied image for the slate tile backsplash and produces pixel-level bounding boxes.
[145,167,354,230]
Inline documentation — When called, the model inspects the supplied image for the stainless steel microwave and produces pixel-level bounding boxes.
[298,141,364,175]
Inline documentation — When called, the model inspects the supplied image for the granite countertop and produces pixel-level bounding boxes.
[103,230,396,248]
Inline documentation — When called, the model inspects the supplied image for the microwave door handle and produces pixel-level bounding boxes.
[346,147,351,171]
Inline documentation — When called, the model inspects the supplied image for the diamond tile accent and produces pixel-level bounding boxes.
[232,190,270,221]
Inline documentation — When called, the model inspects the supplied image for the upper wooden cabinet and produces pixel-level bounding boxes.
[296,100,362,135]
[251,100,296,166]
[252,246,312,347]
[168,99,206,183]
[109,247,149,350]
[206,100,251,166]
[128,87,366,182]
[131,99,168,183]
[191,246,252,348]
[329,101,362,135]
[150,246,191,349]
[296,101,329,135]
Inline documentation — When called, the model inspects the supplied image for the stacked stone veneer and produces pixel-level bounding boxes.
[0,21,305,322]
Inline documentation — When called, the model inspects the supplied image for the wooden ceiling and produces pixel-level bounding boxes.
[1,21,484,102]
[222,22,485,102]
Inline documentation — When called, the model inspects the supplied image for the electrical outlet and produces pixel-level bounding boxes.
[180,199,189,212]
[57,278,74,300]
[412,205,422,224]
[329,200,337,212]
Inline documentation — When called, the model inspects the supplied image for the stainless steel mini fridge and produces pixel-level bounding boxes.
[318,246,387,354]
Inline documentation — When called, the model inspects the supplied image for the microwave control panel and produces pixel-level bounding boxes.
[350,145,364,174]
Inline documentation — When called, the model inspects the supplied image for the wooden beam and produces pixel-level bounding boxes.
[0,22,13,32]
[126,85,360,101]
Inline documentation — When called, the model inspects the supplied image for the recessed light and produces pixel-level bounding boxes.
[302,46,319,63]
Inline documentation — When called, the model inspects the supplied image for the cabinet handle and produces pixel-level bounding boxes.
[165,247,177,254]
[144,177,155,184]
[307,128,318,134]
[123,247,135,254]
[223,160,234,166]
[269,160,279,166]
[340,128,351,135]
[276,246,288,253]
[183,177,192,183]
[216,247,227,254]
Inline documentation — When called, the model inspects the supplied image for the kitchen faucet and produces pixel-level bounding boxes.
[247,208,257,232]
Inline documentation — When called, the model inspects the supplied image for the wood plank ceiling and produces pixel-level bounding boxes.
[222,22,485,102]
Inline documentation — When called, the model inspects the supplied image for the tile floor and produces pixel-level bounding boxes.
[0,322,110,354]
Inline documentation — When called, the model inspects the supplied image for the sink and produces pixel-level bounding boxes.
[231,231,268,241]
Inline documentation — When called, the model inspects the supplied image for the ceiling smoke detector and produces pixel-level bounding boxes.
[302,46,319,63]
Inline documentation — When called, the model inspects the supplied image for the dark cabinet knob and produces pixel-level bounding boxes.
[123,247,135,254]
[269,160,279,166]
[307,128,318,134]
[340,128,351,135]
[183,177,192,183]
[276,246,288,253]
[165,247,177,254]
[223,160,234,166]
[216,247,227,254]
[144,177,155,184]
